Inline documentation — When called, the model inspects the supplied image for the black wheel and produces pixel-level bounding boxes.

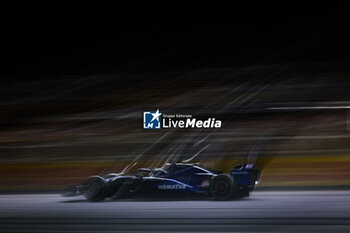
[209,174,235,200]
[83,176,107,202]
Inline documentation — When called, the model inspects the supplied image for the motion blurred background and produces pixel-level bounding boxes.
[1,2,350,192]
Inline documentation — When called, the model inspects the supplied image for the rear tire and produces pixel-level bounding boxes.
[209,174,235,200]
[83,176,107,202]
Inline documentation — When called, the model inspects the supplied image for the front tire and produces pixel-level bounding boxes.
[209,174,235,200]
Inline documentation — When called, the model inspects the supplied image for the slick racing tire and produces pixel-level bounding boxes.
[209,174,235,201]
[83,176,107,202]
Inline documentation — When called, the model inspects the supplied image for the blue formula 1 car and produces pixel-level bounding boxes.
[62,162,260,201]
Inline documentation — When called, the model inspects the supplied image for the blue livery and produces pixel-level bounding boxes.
[62,162,260,201]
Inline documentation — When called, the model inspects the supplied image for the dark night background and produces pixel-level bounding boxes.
[2,3,350,78]
[1,2,350,189]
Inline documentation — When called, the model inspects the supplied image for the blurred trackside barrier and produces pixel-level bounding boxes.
[1,156,350,192]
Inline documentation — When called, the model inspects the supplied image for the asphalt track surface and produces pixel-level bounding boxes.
[1,191,350,233]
